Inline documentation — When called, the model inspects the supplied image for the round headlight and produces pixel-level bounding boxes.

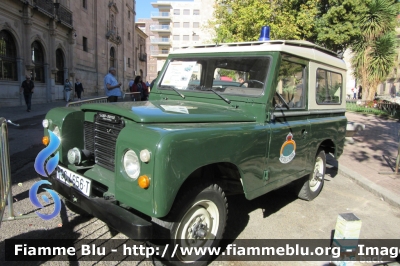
[123,150,140,180]
[68,148,81,165]
[42,119,51,128]
[140,149,151,163]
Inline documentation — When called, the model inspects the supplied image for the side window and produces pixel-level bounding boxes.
[316,69,342,104]
[274,60,305,109]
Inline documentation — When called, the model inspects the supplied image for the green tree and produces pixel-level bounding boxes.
[210,0,368,53]
[314,0,369,53]
[210,0,318,43]
[350,0,399,100]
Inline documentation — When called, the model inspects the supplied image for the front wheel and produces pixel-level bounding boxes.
[155,183,228,265]
[297,149,326,201]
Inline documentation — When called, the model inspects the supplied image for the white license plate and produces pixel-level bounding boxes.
[56,166,91,197]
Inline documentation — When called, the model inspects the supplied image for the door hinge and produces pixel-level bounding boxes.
[263,170,269,181]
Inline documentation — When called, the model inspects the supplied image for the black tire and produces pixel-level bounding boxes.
[62,197,92,217]
[297,149,326,201]
[152,182,228,265]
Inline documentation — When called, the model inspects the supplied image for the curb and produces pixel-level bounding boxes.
[338,164,400,209]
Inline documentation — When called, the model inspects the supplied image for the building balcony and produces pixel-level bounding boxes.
[151,2,173,8]
[151,12,171,21]
[150,38,172,46]
[139,53,147,61]
[150,25,171,33]
[150,50,169,58]
[30,0,73,28]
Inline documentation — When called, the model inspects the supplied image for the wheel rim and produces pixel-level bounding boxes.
[309,156,324,192]
[174,199,220,262]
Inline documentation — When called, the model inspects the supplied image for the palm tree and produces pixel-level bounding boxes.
[351,0,399,101]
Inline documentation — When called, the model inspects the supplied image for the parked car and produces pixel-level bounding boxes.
[41,34,347,264]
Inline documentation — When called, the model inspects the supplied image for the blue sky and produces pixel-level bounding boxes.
[135,0,194,21]
[135,0,156,20]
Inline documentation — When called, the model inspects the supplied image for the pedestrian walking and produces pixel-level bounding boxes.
[131,76,148,101]
[104,67,122,102]
[390,84,396,98]
[64,79,73,102]
[75,78,84,100]
[20,75,34,112]
[353,87,358,99]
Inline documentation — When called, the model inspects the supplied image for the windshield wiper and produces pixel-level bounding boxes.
[205,89,231,104]
[160,85,185,99]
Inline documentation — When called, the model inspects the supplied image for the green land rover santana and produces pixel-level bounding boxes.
[42,36,347,263]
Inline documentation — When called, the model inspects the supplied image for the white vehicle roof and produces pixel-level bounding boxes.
[171,40,346,70]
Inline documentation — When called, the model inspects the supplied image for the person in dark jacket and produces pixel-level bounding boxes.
[75,78,84,100]
[130,76,148,101]
[20,75,35,112]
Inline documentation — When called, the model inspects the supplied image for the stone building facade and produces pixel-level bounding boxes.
[135,26,148,83]
[0,0,145,107]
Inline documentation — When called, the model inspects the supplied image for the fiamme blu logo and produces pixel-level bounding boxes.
[29,129,61,220]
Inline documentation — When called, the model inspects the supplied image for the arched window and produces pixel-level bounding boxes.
[31,41,45,82]
[0,30,17,81]
[110,47,115,68]
[55,49,64,84]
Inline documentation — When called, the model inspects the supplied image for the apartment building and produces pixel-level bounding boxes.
[138,0,215,83]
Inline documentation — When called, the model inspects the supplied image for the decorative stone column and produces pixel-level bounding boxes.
[49,20,57,102]
[68,30,76,85]
[44,64,51,102]
[17,58,23,106]
[22,5,34,72]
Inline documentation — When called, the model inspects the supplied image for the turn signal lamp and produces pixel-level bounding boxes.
[259,26,270,41]
[138,175,150,189]
[42,136,49,146]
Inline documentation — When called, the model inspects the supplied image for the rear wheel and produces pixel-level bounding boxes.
[297,149,326,201]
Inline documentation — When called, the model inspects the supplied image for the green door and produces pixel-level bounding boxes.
[266,58,311,187]
[267,117,310,184]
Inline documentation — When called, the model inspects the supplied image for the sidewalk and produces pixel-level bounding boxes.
[0,100,67,122]
[1,101,400,209]
[339,112,400,208]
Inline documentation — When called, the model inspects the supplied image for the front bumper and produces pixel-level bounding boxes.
[48,174,152,240]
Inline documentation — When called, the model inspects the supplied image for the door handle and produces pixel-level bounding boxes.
[301,129,308,138]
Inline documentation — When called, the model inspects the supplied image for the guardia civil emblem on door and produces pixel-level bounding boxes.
[279,133,296,164]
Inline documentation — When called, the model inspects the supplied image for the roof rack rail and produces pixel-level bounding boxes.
[180,40,340,58]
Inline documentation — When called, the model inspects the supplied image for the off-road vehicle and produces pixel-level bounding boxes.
[41,33,347,264]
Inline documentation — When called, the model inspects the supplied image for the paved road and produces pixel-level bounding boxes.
[1,115,400,266]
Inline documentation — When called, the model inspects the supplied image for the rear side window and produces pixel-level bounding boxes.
[316,69,342,104]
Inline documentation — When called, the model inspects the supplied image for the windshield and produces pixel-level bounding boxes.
[159,56,271,97]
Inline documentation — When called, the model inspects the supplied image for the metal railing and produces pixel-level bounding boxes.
[150,50,169,56]
[34,0,54,16]
[1,118,37,224]
[150,38,171,44]
[0,118,10,225]
[346,100,400,118]
[66,96,108,107]
[66,93,141,107]
[139,53,147,61]
[150,12,171,19]
[150,25,171,31]
[58,4,73,27]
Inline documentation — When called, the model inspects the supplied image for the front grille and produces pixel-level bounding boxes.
[84,121,95,153]
[84,113,124,172]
